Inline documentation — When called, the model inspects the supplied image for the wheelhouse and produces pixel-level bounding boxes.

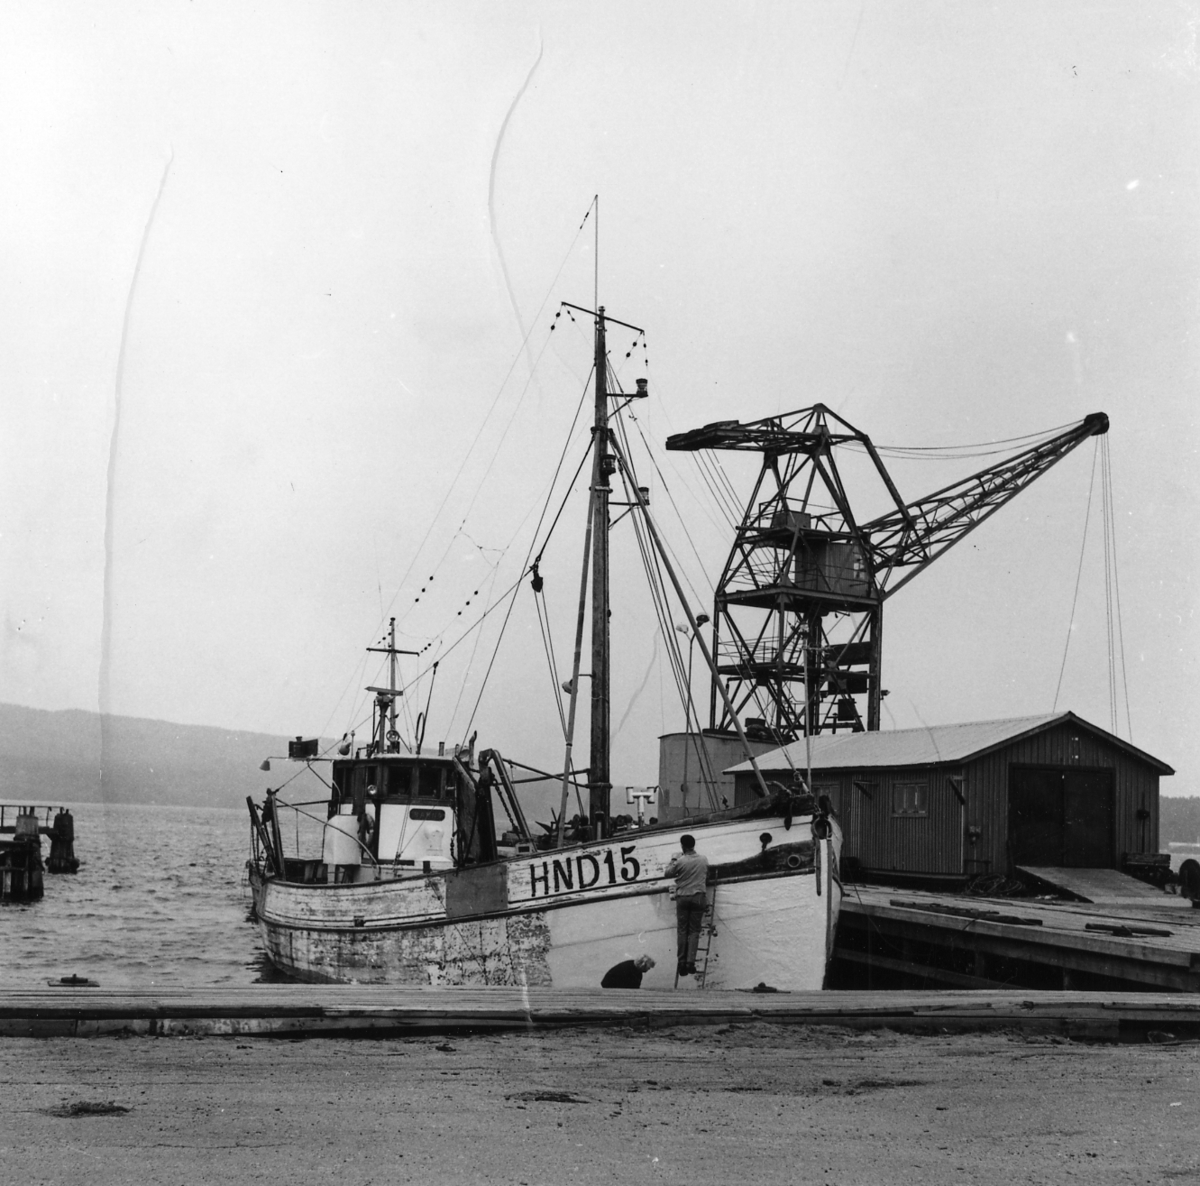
[324,753,466,880]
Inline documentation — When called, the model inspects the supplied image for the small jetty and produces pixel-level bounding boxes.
[2,984,1200,1041]
[0,805,80,901]
[834,882,1200,992]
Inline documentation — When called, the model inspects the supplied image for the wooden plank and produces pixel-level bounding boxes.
[4,986,1200,1039]
[1016,866,1189,905]
[837,909,1200,992]
[843,893,1200,969]
[835,948,1017,991]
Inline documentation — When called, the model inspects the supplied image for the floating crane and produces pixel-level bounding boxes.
[665,406,1109,741]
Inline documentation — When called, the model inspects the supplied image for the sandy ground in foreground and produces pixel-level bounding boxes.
[0,1023,1197,1185]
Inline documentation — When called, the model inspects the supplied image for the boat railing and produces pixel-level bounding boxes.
[262,795,380,870]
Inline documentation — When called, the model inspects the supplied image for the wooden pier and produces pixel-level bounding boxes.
[3,984,1200,1042]
[0,804,79,889]
[833,883,1200,992]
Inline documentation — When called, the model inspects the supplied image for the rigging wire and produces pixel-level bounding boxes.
[393,325,560,631]
[703,449,746,523]
[446,560,505,735]
[693,450,742,526]
[1101,438,1117,733]
[534,580,568,737]
[354,354,594,744]
[615,412,705,627]
[455,370,601,745]
[621,410,714,606]
[361,214,594,667]
[1052,441,1099,714]
[611,425,723,808]
[841,421,1078,460]
[624,488,709,798]
[668,456,737,538]
[457,556,534,744]
[635,370,743,540]
[534,441,595,567]
[396,424,591,733]
[1103,435,1134,741]
[1051,436,1133,740]
[318,648,373,752]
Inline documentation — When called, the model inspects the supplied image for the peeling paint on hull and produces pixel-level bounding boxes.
[255,815,842,991]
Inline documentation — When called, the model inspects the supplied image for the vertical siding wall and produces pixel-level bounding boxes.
[737,721,1163,877]
[966,722,1160,875]
[817,767,965,876]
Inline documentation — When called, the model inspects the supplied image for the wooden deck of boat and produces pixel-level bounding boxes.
[3,984,1200,1041]
[836,883,1200,992]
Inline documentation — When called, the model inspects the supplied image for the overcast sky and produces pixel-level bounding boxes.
[1,2,1196,795]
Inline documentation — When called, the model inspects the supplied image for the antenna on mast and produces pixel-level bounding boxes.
[366,618,418,753]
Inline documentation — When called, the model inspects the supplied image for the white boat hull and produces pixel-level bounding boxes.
[253,814,842,991]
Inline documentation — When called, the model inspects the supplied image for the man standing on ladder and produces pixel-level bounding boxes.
[664,834,709,978]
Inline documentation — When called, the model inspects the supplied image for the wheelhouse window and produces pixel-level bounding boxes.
[353,765,381,799]
[892,783,928,817]
[417,763,446,800]
[331,765,349,799]
[385,764,414,798]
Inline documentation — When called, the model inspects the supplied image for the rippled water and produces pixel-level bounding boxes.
[0,802,271,988]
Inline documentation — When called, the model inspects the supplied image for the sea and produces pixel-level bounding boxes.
[1,802,273,989]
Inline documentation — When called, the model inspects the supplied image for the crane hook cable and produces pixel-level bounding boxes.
[1052,440,1099,714]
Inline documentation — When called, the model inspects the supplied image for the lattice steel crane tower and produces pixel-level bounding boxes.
[665,406,1108,741]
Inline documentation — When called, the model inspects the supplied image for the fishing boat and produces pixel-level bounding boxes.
[248,294,842,991]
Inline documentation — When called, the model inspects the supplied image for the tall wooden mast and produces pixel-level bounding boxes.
[588,307,611,832]
[557,285,646,839]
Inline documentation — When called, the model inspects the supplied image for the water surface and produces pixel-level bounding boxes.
[1,801,267,988]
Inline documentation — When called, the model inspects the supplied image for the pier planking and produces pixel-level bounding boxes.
[3,984,1200,1042]
[835,883,1200,992]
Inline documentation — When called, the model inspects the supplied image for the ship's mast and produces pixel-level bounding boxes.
[366,617,416,754]
[557,288,776,827]
[589,307,611,833]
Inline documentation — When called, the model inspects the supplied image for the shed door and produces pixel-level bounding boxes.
[1062,771,1114,866]
[1009,769,1064,866]
[1009,768,1114,869]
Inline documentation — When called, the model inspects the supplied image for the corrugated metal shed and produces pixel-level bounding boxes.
[724,713,1174,776]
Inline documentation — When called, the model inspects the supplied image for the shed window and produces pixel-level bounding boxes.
[892,783,927,817]
[811,781,840,815]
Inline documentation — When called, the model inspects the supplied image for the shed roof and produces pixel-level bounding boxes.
[723,712,1174,776]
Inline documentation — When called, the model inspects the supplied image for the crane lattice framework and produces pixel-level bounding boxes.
[665,406,1109,741]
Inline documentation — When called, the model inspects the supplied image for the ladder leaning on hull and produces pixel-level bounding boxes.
[673,884,718,989]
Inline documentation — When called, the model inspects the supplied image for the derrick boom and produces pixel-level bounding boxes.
[867,412,1108,597]
[666,407,1107,742]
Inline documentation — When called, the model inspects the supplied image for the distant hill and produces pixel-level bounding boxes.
[0,703,317,810]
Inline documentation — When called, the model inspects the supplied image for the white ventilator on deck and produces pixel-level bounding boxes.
[323,807,361,867]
